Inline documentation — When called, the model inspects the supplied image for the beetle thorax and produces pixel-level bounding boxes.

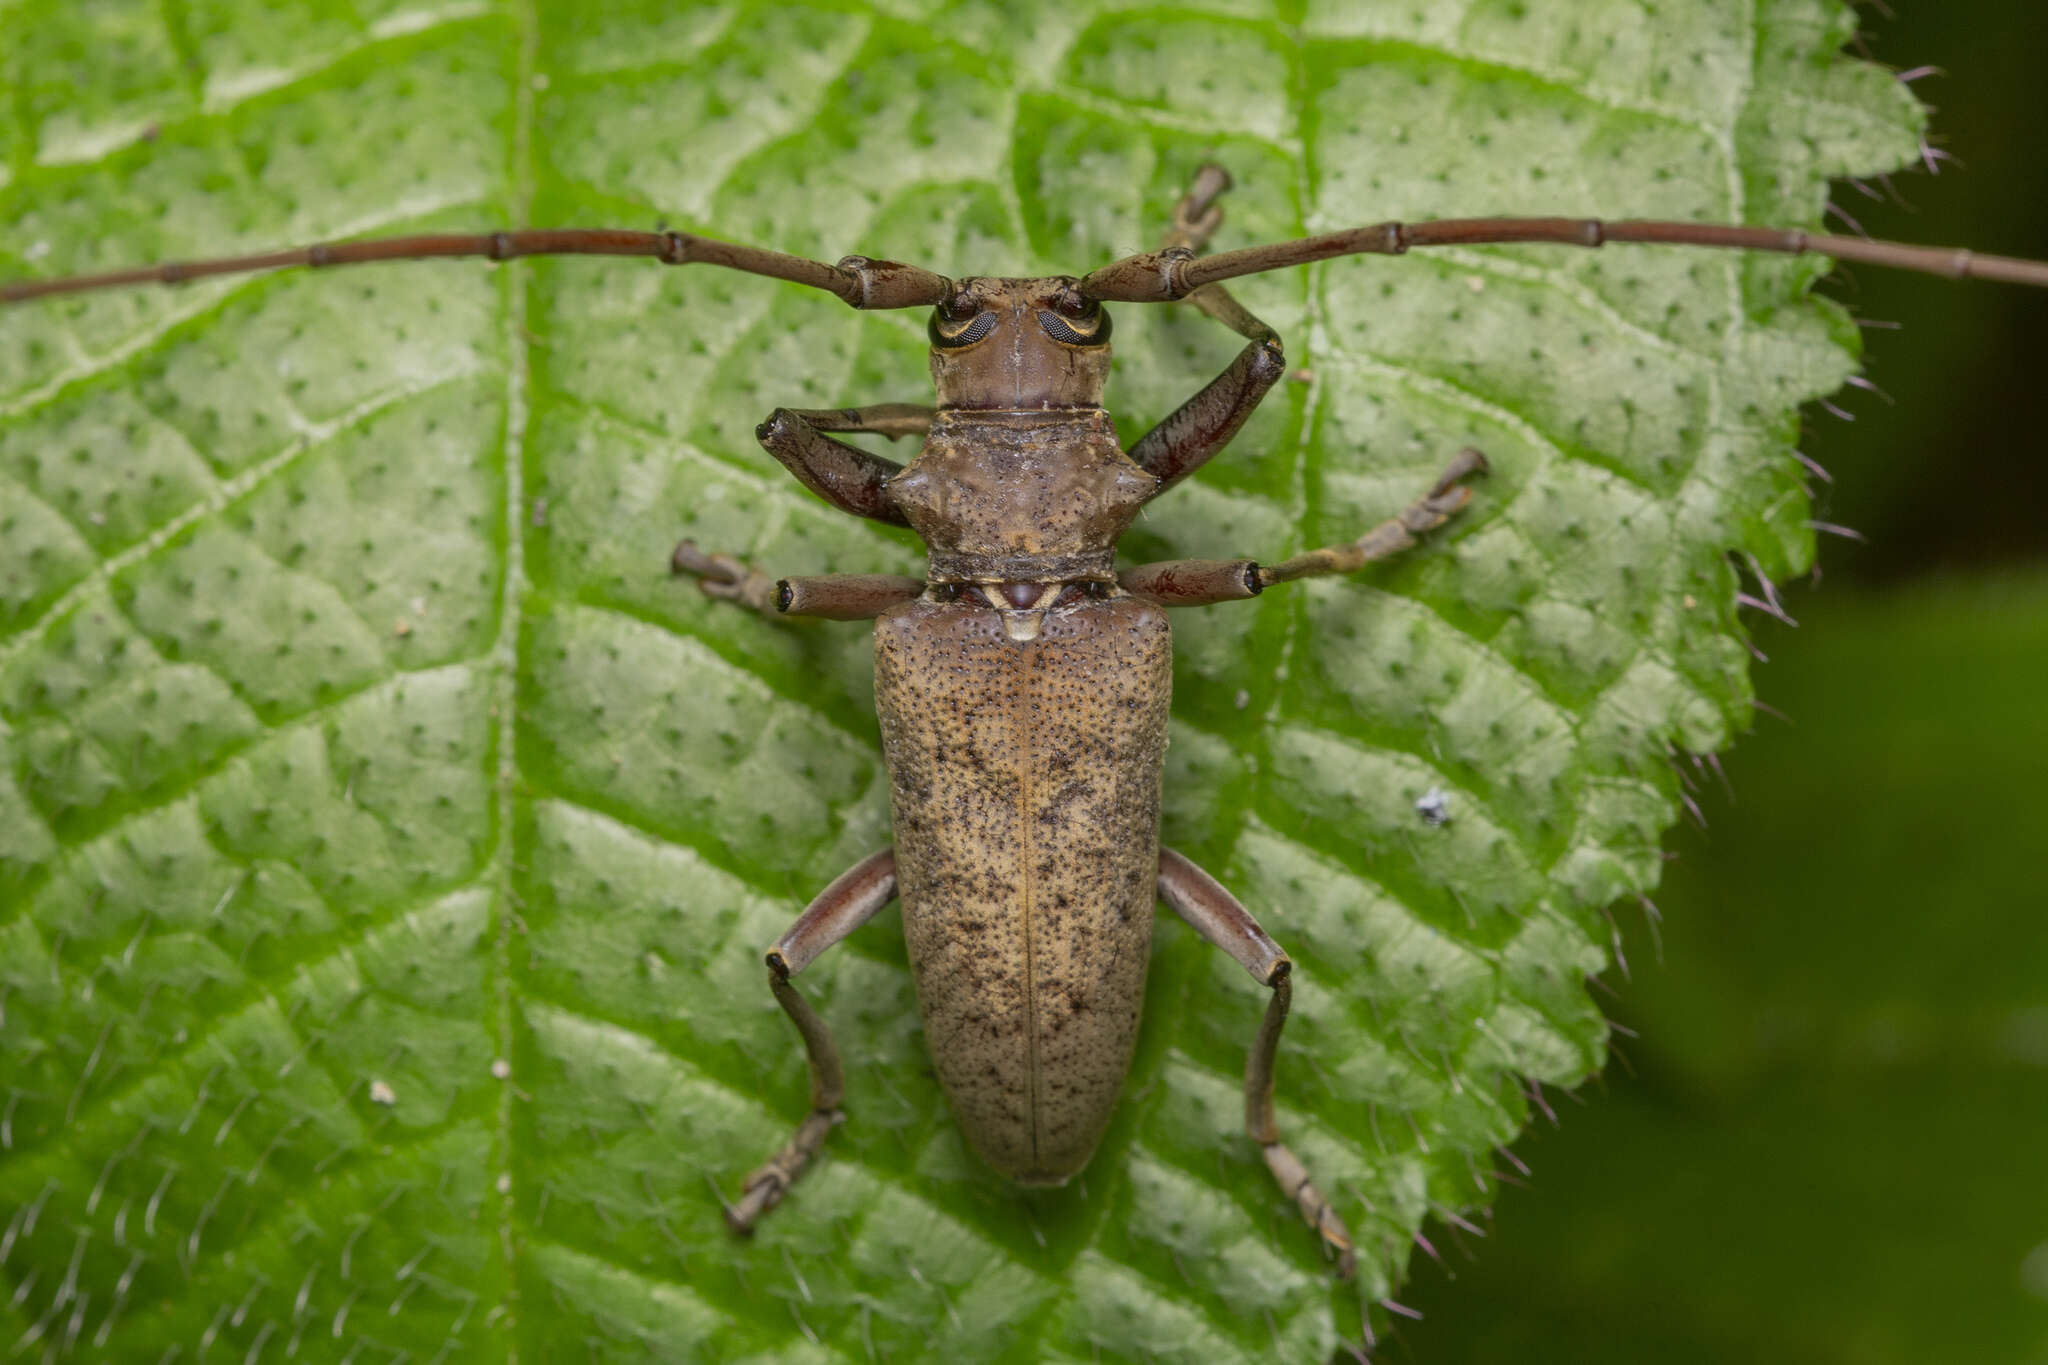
[889,412,1156,583]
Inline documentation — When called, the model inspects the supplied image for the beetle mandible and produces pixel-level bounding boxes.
[10,164,2048,1281]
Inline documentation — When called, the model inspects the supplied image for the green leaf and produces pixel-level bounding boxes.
[0,1,1922,1359]
[1398,573,2048,1363]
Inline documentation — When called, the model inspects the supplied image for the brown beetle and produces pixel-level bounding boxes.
[11,164,2048,1278]
[670,174,1488,1278]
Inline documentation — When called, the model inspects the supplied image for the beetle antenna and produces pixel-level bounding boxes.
[1079,216,2048,301]
[0,227,952,310]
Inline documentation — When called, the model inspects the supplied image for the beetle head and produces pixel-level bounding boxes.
[927,277,1113,410]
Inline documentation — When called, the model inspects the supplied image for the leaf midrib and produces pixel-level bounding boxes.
[485,0,539,1351]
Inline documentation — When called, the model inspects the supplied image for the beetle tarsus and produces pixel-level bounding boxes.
[1263,1139,1359,1279]
[725,1108,845,1233]
[1257,448,1490,588]
[671,540,783,616]
[1427,446,1490,498]
[1168,163,1234,253]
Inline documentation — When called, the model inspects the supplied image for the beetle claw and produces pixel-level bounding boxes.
[724,1168,787,1234]
[724,1107,843,1233]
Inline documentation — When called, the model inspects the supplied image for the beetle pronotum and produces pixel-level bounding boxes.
[6,12,2047,1356]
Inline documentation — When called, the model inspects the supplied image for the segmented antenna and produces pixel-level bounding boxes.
[0,228,953,310]
[1078,217,2048,301]
[7,213,2048,308]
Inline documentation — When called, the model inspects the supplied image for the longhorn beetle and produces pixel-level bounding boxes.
[8,159,2048,1284]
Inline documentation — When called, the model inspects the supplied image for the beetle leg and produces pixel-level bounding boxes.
[1157,848,1358,1279]
[726,848,900,1233]
[773,574,926,620]
[1118,558,1263,607]
[1120,449,1489,608]
[1127,166,1287,494]
[1127,341,1287,495]
[1256,448,1489,588]
[755,407,915,525]
[671,542,924,621]
[776,402,934,441]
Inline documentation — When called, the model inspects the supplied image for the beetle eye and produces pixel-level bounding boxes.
[929,305,998,349]
[1036,303,1111,347]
